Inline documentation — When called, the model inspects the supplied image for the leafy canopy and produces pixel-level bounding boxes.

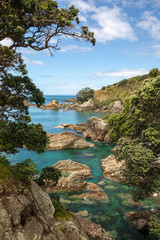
[0,0,95,155]
[108,76,160,200]
[76,87,94,103]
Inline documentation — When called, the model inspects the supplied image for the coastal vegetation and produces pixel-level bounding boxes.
[0,0,95,172]
[76,87,94,103]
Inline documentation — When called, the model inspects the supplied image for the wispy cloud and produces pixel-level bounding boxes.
[23,56,46,66]
[64,0,136,43]
[92,68,148,78]
[91,6,136,42]
[137,11,160,40]
[60,45,93,53]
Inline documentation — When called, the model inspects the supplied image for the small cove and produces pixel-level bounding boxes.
[7,95,159,240]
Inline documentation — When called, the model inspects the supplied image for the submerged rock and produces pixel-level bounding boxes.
[84,117,109,142]
[72,182,108,201]
[101,155,125,182]
[47,131,95,150]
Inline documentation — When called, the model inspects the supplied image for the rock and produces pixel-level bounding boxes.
[53,159,92,178]
[51,172,87,192]
[125,211,150,233]
[72,182,108,201]
[79,99,96,109]
[84,117,109,142]
[101,155,125,182]
[52,99,59,105]
[75,210,89,217]
[47,131,95,150]
[56,123,86,133]
[62,98,75,102]
[77,216,115,240]
[108,101,124,113]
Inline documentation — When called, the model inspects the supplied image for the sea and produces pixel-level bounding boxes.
[7,95,158,240]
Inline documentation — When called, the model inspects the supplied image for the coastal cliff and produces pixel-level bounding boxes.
[0,181,114,240]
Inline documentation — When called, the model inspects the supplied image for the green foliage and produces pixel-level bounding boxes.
[50,193,71,220]
[108,77,160,200]
[117,79,128,87]
[0,154,38,184]
[0,0,95,155]
[0,0,95,53]
[76,87,94,103]
[94,97,121,109]
[115,138,160,200]
[149,68,159,77]
[11,159,38,183]
[149,215,160,239]
[36,166,61,186]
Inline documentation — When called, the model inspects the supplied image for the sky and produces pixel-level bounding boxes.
[2,0,160,95]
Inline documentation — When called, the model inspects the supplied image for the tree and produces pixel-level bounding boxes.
[0,0,95,155]
[76,87,94,103]
[149,68,159,78]
[36,166,61,186]
[108,77,160,199]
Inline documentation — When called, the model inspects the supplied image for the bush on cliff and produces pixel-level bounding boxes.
[108,77,160,199]
[76,87,94,103]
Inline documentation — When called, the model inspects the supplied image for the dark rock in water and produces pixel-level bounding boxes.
[125,211,150,233]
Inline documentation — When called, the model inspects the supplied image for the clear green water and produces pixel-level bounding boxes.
[7,96,158,240]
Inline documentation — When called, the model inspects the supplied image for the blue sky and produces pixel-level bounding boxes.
[2,0,160,95]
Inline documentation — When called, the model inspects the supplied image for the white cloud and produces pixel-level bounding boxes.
[60,45,93,53]
[0,38,13,47]
[64,0,136,43]
[91,6,136,42]
[137,11,160,40]
[93,68,148,78]
[23,56,45,66]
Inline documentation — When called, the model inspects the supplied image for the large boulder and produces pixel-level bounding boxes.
[48,131,95,150]
[79,99,96,109]
[101,155,124,182]
[77,216,115,240]
[84,117,109,142]
[51,172,87,192]
[108,101,124,113]
[53,159,92,178]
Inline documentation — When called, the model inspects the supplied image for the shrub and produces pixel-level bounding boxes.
[76,87,94,103]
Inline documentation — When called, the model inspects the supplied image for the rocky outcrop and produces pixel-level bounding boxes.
[41,99,62,110]
[47,131,95,150]
[101,155,125,182]
[0,181,55,240]
[125,211,150,233]
[53,159,92,178]
[108,101,124,113]
[51,172,87,192]
[84,117,109,142]
[49,159,92,192]
[0,181,114,240]
[77,216,115,240]
[56,123,86,133]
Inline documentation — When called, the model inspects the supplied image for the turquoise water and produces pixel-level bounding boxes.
[7,95,158,240]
